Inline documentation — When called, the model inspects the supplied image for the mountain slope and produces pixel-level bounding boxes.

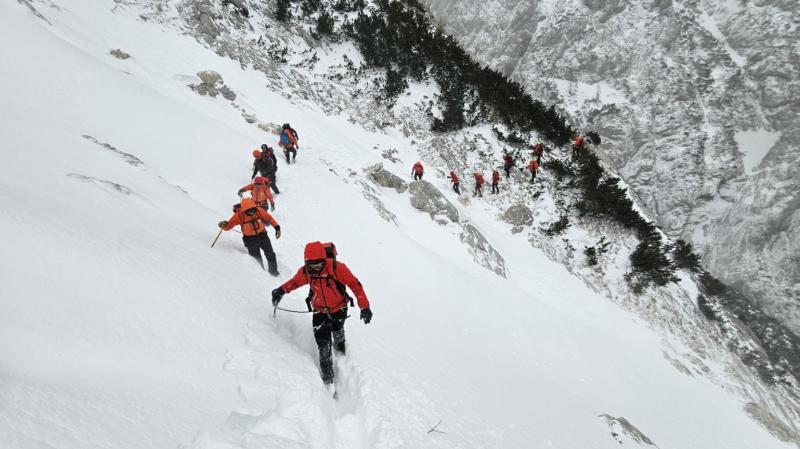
[422,0,800,334]
[0,1,798,448]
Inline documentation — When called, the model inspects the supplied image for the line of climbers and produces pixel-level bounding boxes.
[214,123,372,392]
[413,134,589,198]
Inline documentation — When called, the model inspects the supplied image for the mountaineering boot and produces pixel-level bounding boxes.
[333,328,346,355]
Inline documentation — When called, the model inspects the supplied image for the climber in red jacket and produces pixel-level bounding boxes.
[218,198,281,275]
[528,159,539,184]
[411,161,424,180]
[491,169,500,194]
[238,176,275,210]
[447,170,460,194]
[271,241,373,387]
[572,135,584,158]
[473,172,485,197]
[502,152,514,178]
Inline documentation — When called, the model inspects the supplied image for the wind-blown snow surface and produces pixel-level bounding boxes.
[0,2,795,449]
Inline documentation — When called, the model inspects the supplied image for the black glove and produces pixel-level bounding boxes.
[271,287,284,307]
[360,308,372,324]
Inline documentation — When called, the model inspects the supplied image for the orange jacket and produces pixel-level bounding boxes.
[239,179,274,205]
[528,160,539,172]
[573,136,584,149]
[492,170,500,183]
[224,205,279,236]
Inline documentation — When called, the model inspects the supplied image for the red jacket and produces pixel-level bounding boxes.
[528,160,539,172]
[573,136,584,149]
[533,143,544,156]
[448,171,459,183]
[502,154,514,167]
[412,162,424,175]
[492,170,500,183]
[281,260,370,313]
[474,172,485,185]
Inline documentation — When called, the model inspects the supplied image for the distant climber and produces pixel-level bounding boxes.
[532,142,544,164]
[528,159,539,183]
[271,241,372,389]
[572,135,584,158]
[502,152,514,178]
[238,176,275,211]
[278,123,299,164]
[473,171,485,197]
[218,198,281,276]
[252,146,280,194]
[447,170,460,194]
[491,169,500,194]
[411,161,424,180]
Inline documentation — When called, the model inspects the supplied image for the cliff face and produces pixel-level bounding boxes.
[423,0,800,332]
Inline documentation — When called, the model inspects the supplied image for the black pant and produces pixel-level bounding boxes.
[313,309,348,384]
[474,185,483,197]
[530,171,537,183]
[504,165,511,178]
[242,232,277,274]
[266,172,280,194]
[452,182,460,194]
[413,173,423,180]
[572,147,579,158]
[491,182,499,194]
[284,147,297,163]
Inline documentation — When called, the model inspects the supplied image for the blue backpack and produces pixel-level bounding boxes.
[280,130,292,145]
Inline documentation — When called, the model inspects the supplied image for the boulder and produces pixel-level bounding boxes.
[109,49,131,60]
[502,204,533,226]
[197,70,223,86]
[408,180,458,223]
[365,163,408,193]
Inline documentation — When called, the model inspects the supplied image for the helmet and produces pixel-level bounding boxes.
[232,203,241,212]
[260,144,268,150]
[254,176,267,184]
[282,123,290,129]
[303,241,327,261]
[252,150,262,158]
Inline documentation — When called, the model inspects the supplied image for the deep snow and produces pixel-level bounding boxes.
[0,2,796,449]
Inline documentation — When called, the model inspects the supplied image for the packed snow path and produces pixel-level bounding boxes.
[0,2,796,449]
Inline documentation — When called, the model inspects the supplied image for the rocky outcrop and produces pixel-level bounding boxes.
[502,204,533,233]
[366,163,408,193]
[460,223,506,277]
[109,49,130,60]
[408,180,458,223]
[189,70,236,101]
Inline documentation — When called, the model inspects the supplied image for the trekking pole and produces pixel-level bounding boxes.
[210,228,223,248]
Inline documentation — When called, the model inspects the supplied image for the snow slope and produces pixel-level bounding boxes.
[0,1,796,448]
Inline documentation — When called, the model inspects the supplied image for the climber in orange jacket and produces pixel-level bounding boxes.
[271,241,372,387]
[572,135,584,158]
[218,198,281,276]
[447,170,460,194]
[528,159,539,184]
[491,169,500,194]
[473,172,485,197]
[238,176,275,210]
[411,161,424,180]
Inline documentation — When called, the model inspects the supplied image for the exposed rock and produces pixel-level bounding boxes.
[219,85,236,101]
[365,163,408,193]
[82,135,143,166]
[744,402,800,445]
[599,415,657,447]
[408,180,458,222]
[460,223,507,277]
[109,49,130,60]
[197,70,222,86]
[241,112,257,123]
[502,204,533,226]
[67,174,131,195]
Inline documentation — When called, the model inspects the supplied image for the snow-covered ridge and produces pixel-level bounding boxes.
[1,1,798,448]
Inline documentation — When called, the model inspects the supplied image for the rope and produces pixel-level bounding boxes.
[274,306,314,314]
